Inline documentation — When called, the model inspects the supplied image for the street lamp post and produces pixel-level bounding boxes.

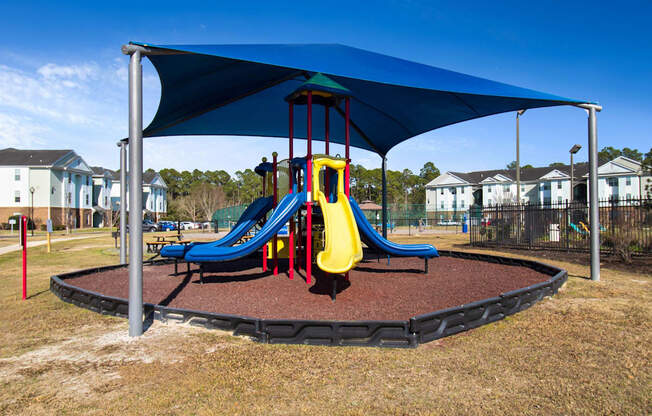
[29,186,35,236]
[569,144,582,203]
[516,110,526,204]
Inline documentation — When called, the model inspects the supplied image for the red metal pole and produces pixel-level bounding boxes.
[297,169,302,271]
[22,215,27,300]
[288,102,295,280]
[272,152,278,276]
[345,97,350,196]
[262,159,267,272]
[306,91,313,285]
[345,98,351,281]
[325,105,330,200]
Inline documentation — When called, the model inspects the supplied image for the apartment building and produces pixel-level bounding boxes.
[0,148,94,228]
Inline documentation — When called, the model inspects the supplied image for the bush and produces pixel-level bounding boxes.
[603,232,639,264]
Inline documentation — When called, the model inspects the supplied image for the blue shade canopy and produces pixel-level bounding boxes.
[134,42,587,156]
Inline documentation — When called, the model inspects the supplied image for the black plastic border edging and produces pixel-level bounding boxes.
[50,252,567,348]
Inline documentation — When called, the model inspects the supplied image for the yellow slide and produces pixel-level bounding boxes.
[312,156,363,274]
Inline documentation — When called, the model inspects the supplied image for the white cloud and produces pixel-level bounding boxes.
[0,113,49,147]
[37,63,98,81]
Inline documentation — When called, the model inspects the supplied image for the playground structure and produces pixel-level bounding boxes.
[46,42,603,343]
[161,74,438,298]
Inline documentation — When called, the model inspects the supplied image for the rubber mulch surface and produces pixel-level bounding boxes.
[68,255,549,321]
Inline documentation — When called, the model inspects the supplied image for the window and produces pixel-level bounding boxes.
[460,187,465,194]
[85,176,89,186]
[104,196,108,206]
[452,201,456,209]
[440,188,444,195]
[503,184,510,192]
[557,181,562,189]
[626,177,631,186]
[85,194,89,205]
[488,199,492,206]
[450,187,456,194]
[68,174,71,184]
[14,191,20,203]
[440,201,444,209]
[558,196,563,203]
[626,193,632,200]
[608,178,617,187]
[14,169,20,181]
[521,184,525,192]
[488,185,492,193]
[461,200,465,208]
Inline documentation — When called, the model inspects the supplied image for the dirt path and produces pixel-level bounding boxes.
[0,235,99,256]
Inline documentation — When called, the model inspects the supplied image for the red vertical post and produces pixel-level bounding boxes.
[345,97,351,196]
[272,152,279,275]
[21,215,27,300]
[297,169,302,271]
[261,159,267,272]
[324,106,330,199]
[345,98,351,281]
[306,91,313,285]
[288,103,295,280]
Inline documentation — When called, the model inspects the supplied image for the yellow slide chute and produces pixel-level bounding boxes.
[312,156,363,274]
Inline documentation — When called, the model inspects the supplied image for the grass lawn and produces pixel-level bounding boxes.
[0,233,649,415]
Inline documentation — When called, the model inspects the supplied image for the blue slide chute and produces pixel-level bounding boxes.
[349,197,438,258]
[185,192,304,263]
[161,196,273,259]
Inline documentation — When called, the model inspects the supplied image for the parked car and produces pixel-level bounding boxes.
[179,221,195,230]
[157,221,177,231]
[126,220,158,233]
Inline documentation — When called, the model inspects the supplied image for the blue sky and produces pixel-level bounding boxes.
[1,1,650,175]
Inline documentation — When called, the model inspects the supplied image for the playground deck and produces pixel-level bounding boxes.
[65,254,549,321]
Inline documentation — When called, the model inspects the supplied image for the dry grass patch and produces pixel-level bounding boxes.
[0,233,650,415]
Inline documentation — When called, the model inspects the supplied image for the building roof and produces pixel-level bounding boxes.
[143,171,158,184]
[0,148,73,166]
[90,166,116,177]
[111,170,166,188]
[432,162,590,187]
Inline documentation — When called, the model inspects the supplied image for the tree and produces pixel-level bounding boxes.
[622,147,643,162]
[506,161,533,169]
[193,183,225,221]
[548,162,566,168]
[643,147,652,198]
[176,194,202,222]
[419,162,440,183]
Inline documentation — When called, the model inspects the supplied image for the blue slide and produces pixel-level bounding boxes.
[349,197,438,258]
[185,192,305,263]
[161,196,274,259]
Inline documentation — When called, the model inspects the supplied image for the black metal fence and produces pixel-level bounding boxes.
[469,198,652,256]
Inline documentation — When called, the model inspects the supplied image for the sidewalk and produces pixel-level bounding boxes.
[0,235,99,256]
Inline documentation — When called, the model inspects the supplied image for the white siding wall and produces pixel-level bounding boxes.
[0,167,28,207]
[428,185,472,211]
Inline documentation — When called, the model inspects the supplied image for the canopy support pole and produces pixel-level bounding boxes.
[382,156,388,239]
[118,139,127,265]
[126,47,143,337]
[582,104,601,282]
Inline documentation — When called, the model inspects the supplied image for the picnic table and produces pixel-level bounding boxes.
[146,234,186,253]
